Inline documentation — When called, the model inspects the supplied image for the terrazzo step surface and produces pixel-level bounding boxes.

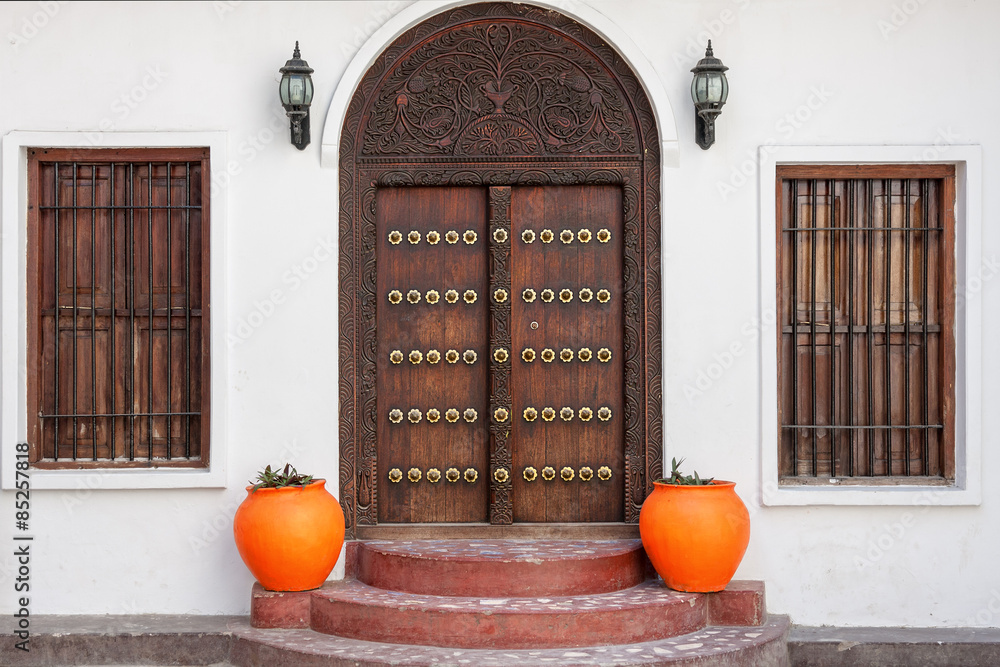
[310,578,706,649]
[230,615,791,667]
[355,539,650,597]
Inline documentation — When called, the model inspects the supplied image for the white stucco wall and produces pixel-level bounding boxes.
[0,0,997,628]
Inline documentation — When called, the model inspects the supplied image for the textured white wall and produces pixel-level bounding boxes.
[0,0,997,627]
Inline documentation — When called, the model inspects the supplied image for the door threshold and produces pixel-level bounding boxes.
[354,523,640,540]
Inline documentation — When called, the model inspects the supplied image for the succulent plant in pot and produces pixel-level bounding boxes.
[233,464,345,592]
[639,458,750,593]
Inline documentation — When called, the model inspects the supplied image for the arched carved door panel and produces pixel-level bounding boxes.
[339,2,662,537]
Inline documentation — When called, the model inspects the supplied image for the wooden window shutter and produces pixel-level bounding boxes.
[776,165,955,482]
[26,148,211,468]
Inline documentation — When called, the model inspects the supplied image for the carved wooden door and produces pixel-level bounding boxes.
[341,3,664,536]
[377,185,623,523]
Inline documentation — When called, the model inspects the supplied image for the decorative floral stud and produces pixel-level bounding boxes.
[541,466,556,481]
[464,289,477,304]
[521,229,535,244]
[427,349,441,364]
[426,289,440,304]
[559,288,573,303]
[560,466,575,481]
[389,408,403,424]
[597,347,612,362]
[493,228,508,243]
[388,289,403,304]
[407,289,421,304]
[446,467,461,483]
[523,407,538,422]
[494,467,510,483]
[540,228,554,243]
[521,348,536,363]
[463,408,478,423]
[408,230,421,245]
[493,348,509,363]
[523,466,538,482]
[597,465,613,481]
[446,349,460,364]
[426,230,441,245]
[427,468,442,483]
[408,467,422,482]
[494,407,509,423]
[463,230,477,245]
[427,408,441,423]
[597,288,611,303]
[522,288,536,303]
[579,407,594,422]
[408,408,422,424]
[541,288,555,303]
[578,348,592,362]
[598,406,612,421]
[560,406,574,421]
[541,348,556,363]
[560,229,574,244]
[560,348,574,363]
[390,350,404,364]
[445,289,460,304]
[445,230,460,244]
[578,229,592,243]
[445,408,460,423]
[579,466,594,482]
[579,288,593,303]
[388,468,403,483]
[463,349,478,364]
[388,230,403,245]
[597,228,611,243]
[541,407,556,421]
[493,288,508,303]
[464,467,478,483]
[409,350,423,364]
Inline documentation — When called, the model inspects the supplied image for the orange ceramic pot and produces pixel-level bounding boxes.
[639,480,750,593]
[233,480,345,592]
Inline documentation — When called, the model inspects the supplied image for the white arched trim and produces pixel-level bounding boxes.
[320,0,679,169]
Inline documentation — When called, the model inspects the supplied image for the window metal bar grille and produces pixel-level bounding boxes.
[37,160,202,462]
[780,176,946,479]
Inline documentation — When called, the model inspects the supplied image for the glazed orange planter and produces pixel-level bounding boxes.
[639,480,750,593]
[233,480,345,592]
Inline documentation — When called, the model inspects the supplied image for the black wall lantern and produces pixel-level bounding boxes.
[279,41,314,150]
[690,40,729,150]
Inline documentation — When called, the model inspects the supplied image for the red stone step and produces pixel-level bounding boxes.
[230,615,792,666]
[355,539,649,597]
[309,578,707,649]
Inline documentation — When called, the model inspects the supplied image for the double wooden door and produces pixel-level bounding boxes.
[376,185,624,523]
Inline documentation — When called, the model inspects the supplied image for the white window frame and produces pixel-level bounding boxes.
[2,131,229,489]
[759,144,982,506]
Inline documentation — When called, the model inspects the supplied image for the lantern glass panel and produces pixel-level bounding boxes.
[691,72,728,106]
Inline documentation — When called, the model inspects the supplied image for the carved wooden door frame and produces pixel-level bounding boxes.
[338,2,663,538]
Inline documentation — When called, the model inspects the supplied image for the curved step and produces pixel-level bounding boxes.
[355,539,648,597]
[310,579,706,649]
[231,615,791,666]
